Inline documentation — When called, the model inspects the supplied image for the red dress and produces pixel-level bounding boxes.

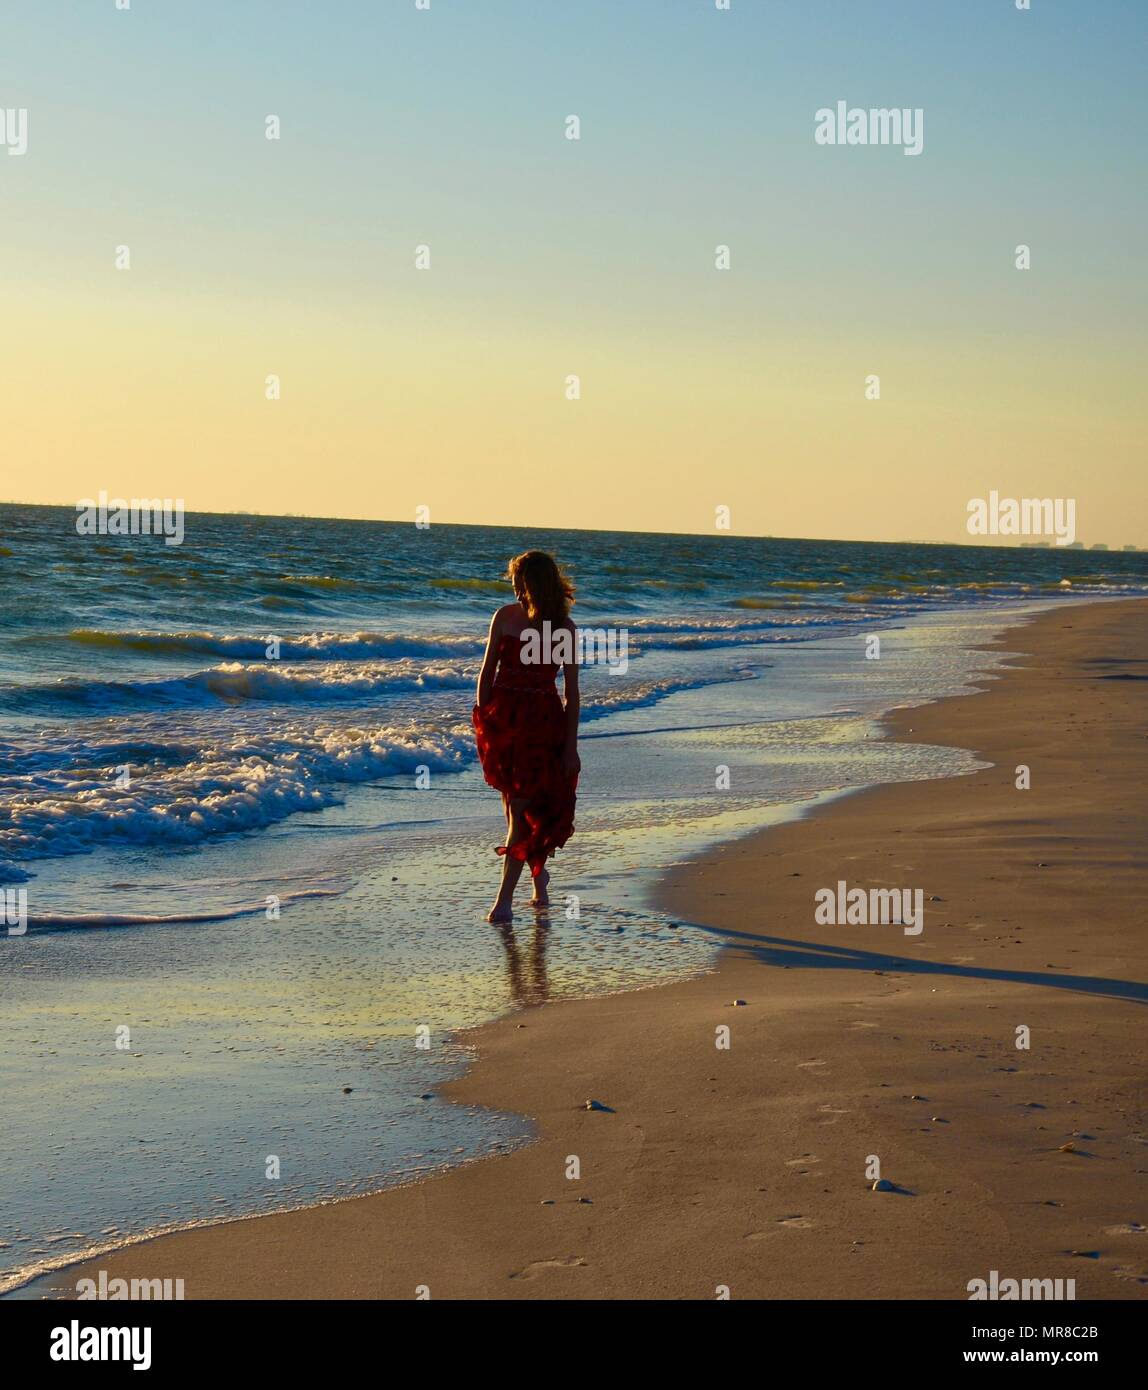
[473,632,577,879]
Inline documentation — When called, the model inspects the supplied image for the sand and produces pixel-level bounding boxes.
[39,599,1148,1300]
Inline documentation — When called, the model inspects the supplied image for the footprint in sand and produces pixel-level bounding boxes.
[817,1104,850,1125]
[798,1059,828,1071]
[509,1256,587,1280]
[1112,1266,1148,1285]
[776,1215,814,1229]
[1103,1222,1147,1236]
[849,1020,879,1030]
[785,1154,820,1171]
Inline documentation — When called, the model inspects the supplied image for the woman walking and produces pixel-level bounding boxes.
[473,550,580,922]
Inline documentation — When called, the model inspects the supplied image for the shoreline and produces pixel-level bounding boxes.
[19,598,1148,1300]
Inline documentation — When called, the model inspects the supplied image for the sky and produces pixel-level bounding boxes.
[2,0,1145,545]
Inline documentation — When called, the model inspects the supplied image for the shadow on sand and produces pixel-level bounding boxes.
[691,924,1148,1006]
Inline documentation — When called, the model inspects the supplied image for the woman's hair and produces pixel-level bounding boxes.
[507,550,575,625]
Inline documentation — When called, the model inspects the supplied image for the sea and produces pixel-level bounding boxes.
[2,501,1146,1294]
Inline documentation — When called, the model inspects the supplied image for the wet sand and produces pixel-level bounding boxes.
[37,599,1148,1299]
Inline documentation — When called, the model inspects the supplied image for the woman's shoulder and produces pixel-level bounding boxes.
[491,602,525,637]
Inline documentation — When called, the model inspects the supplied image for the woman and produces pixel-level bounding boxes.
[473,550,580,923]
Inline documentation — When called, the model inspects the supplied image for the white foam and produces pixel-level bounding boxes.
[0,720,473,873]
[4,659,477,712]
[67,628,485,662]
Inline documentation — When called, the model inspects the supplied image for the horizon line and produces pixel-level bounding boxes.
[0,498,1141,554]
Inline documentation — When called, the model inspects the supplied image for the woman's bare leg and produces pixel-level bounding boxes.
[530,863,550,907]
[487,797,529,922]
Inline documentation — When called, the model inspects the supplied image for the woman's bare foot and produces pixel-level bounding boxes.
[530,868,550,908]
[487,901,513,923]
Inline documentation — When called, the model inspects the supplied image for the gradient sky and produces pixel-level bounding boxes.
[3,1,1145,544]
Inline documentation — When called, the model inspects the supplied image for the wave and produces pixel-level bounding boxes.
[430,577,512,594]
[277,574,357,589]
[0,655,763,878]
[22,885,348,934]
[0,739,203,790]
[624,614,804,635]
[623,611,860,647]
[0,721,474,875]
[768,579,846,590]
[579,668,758,720]
[63,628,484,662]
[0,660,476,713]
[62,621,804,664]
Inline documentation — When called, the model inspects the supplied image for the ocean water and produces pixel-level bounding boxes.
[2,502,1146,1295]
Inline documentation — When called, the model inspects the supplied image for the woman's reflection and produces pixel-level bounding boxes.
[495,918,551,1006]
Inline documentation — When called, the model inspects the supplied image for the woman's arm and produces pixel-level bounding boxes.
[561,621,581,776]
[476,608,502,707]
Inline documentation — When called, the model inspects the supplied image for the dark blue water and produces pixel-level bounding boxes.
[3,502,1144,889]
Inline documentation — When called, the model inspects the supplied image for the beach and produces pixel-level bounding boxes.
[27,597,1147,1300]
[12,505,1136,1295]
